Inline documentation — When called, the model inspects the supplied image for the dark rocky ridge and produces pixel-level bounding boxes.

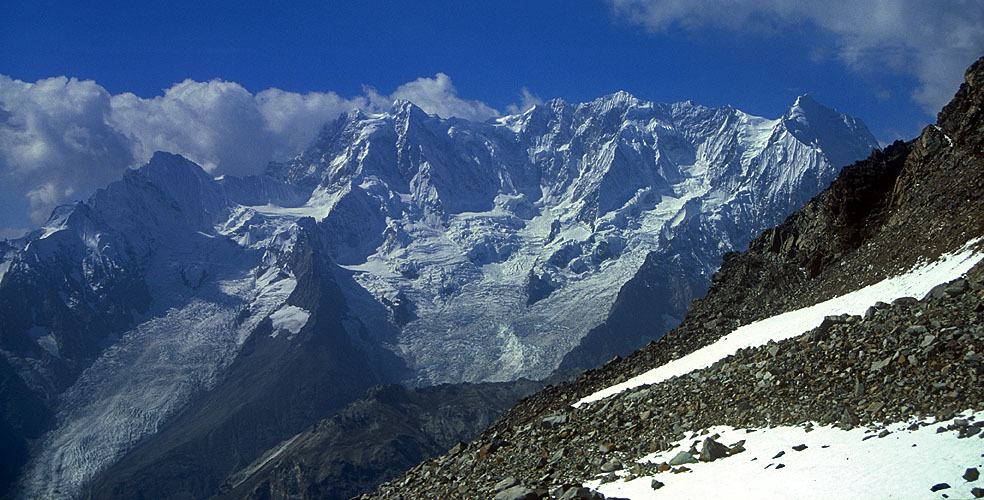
[355,55,984,499]
[212,380,541,500]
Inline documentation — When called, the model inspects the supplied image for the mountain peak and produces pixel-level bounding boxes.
[780,94,879,167]
[792,93,817,107]
[391,98,428,118]
[1,86,884,500]
[599,90,640,106]
[138,151,211,179]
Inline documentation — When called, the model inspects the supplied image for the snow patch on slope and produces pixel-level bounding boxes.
[578,238,984,406]
[590,410,984,500]
[269,305,311,338]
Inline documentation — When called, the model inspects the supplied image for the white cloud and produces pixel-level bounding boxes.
[609,0,984,115]
[0,75,134,224]
[367,73,501,122]
[107,79,368,177]
[505,88,545,115]
[0,73,538,235]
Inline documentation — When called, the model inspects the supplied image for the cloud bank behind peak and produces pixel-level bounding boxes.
[0,73,527,232]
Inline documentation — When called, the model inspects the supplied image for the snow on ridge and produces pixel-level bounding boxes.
[576,238,984,407]
[590,409,984,500]
[269,305,311,338]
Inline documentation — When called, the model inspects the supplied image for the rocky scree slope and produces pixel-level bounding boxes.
[356,56,984,499]
[361,269,984,500]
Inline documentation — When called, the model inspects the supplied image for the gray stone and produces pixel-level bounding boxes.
[559,486,603,500]
[945,278,968,296]
[668,450,698,466]
[792,444,808,451]
[966,467,980,482]
[906,325,929,335]
[494,485,537,500]
[541,414,568,429]
[930,483,950,492]
[494,476,517,492]
[925,282,950,300]
[699,437,730,462]
[972,487,984,498]
[871,356,893,372]
[600,459,622,472]
[651,479,664,490]
[893,296,919,307]
[448,441,467,455]
[819,315,849,331]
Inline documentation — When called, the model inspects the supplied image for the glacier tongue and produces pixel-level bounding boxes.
[12,156,316,500]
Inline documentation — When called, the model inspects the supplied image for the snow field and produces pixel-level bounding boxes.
[590,410,984,500]
[269,305,311,338]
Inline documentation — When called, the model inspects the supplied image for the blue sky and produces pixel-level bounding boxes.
[1,0,982,237]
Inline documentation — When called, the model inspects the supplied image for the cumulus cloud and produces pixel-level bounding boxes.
[609,0,984,115]
[366,73,501,122]
[0,75,134,224]
[0,75,369,224]
[0,73,530,232]
[107,79,367,177]
[505,88,545,115]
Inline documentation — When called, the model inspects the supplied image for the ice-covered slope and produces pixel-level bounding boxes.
[356,56,984,500]
[275,93,877,385]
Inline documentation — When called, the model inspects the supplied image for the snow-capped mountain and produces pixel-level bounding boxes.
[273,92,876,384]
[355,55,984,500]
[0,92,876,499]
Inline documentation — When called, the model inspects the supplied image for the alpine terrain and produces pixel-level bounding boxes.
[351,56,984,500]
[0,88,877,499]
